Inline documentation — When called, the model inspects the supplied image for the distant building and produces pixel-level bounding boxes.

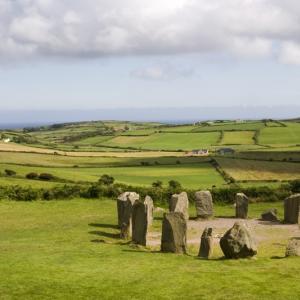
[3,138,10,143]
[217,148,235,155]
[187,149,209,156]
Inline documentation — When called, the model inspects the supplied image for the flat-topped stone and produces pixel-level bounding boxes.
[235,193,248,219]
[195,190,213,219]
[284,194,300,224]
[161,212,187,254]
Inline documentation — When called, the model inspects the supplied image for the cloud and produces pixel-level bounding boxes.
[131,63,194,80]
[279,42,300,65]
[1,0,300,64]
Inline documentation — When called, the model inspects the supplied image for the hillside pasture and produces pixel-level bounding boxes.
[221,131,255,145]
[101,132,220,150]
[216,157,300,181]
[259,122,300,146]
[0,162,225,189]
[192,121,265,132]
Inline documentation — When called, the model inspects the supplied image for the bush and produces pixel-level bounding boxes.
[5,169,16,176]
[39,173,55,181]
[26,172,38,180]
[290,180,300,193]
[152,180,163,188]
[99,174,115,186]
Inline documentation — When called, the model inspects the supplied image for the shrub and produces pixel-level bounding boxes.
[5,169,16,176]
[26,172,38,180]
[152,180,163,188]
[39,173,55,181]
[290,180,300,193]
[99,174,115,186]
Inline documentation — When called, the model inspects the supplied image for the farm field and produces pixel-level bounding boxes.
[0,162,225,189]
[0,199,299,300]
[221,131,255,145]
[216,157,300,181]
[259,122,300,146]
[100,132,220,150]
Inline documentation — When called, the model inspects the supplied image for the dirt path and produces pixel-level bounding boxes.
[147,218,300,246]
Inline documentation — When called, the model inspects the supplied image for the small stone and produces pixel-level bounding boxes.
[286,238,300,257]
[161,212,187,254]
[235,193,248,219]
[284,194,300,224]
[198,227,213,259]
[195,191,213,219]
[220,222,257,259]
[169,192,189,221]
[261,209,278,222]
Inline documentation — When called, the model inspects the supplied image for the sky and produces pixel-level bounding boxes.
[1,0,300,113]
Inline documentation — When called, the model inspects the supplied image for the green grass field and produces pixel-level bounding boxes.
[0,162,225,189]
[259,122,300,146]
[101,132,220,150]
[216,157,300,181]
[0,199,299,300]
[221,131,255,145]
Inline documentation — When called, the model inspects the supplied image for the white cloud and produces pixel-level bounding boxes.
[0,0,300,64]
[279,42,300,65]
[131,63,194,80]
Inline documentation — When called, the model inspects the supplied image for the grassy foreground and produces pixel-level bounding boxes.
[1,199,299,300]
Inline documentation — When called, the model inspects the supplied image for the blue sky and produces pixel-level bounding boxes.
[1,0,300,111]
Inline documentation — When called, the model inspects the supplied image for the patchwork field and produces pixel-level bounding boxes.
[0,199,299,299]
[101,132,220,150]
[0,161,225,189]
[216,157,300,181]
[221,131,255,145]
[259,123,300,146]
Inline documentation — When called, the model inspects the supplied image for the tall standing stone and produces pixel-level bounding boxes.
[220,222,257,258]
[144,195,154,227]
[198,227,213,259]
[284,194,300,224]
[161,212,187,254]
[169,192,189,221]
[132,200,148,246]
[195,191,213,219]
[235,193,248,219]
[117,192,140,239]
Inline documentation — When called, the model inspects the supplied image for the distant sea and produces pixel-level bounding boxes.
[0,123,51,130]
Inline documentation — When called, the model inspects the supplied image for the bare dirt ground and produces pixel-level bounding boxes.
[147,218,300,247]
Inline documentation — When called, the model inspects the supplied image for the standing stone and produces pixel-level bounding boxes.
[161,212,187,254]
[235,193,248,219]
[284,194,300,224]
[169,192,189,221]
[195,191,213,219]
[117,192,139,239]
[198,227,213,259]
[117,192,140,227]
[132,200,148,246]
[144,195,154,227]
[220,222,257,258]
[261,209,278,222]
[286,238,300,257]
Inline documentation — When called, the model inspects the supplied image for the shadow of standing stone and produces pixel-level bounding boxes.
[169,192,189,221]
[161,212,187,254]
[235,193,248,219]
[132,200,148,246]
[284,194,300,224]
[195,191,213,219]
[117,192,140,239]
[198,227,213,259]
